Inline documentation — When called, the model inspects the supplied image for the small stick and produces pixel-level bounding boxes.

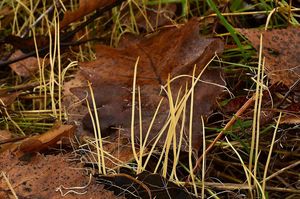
[262,160,300,183]
[187,94,256,182]
[276,79,300,108]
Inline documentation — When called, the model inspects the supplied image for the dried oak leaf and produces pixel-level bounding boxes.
[238,27,300,87]
[0,6,13,29]
[65,19,225,151]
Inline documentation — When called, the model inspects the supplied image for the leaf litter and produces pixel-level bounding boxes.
[0,124,75,154]
[8,50,44,77]
[64,18,225,151]
[238,27,300,87]
[1,16,226,198]
[238,27,300,124]
[59,0,119,29]
[0,150,122,199]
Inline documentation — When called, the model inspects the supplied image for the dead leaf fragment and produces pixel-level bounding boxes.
[9,50,45,77]
[0,6,14,29]
[238,27,300,87]
[1,124,75,153]
[0,130,13,141]
[279,102,300,124]
[5,35,50,54]
[0,91,20,107]
[20,124,75,153]
[60,0,116,29]
[0,151,121,199]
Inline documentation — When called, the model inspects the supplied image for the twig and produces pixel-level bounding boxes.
[263,160,300,183]
[185,181,300,193]
[187,94,256,182]
[21,0,62,38]
[276,79,300,108]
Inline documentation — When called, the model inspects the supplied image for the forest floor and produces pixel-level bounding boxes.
[0,1,300,199]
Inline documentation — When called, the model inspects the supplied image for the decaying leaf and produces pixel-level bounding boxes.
[0,151,120,199]
[238,27,300,87]
[60,0,117,29]
[65,18,225,151]
[279,102,300,124]
[9,50,46,77]
[1,124,75,153]
[0,90,20,107]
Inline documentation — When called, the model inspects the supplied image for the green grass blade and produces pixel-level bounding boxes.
[206,0,247,59]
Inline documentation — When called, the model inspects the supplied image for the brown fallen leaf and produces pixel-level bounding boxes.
[8,50,46,77]
[0,90,20,107]
[60,0,117,29]
[65,18,225,151]
[1,124,75,154]
[279,102,300,124]
[0,151,121,199]
[238,27,300,87]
